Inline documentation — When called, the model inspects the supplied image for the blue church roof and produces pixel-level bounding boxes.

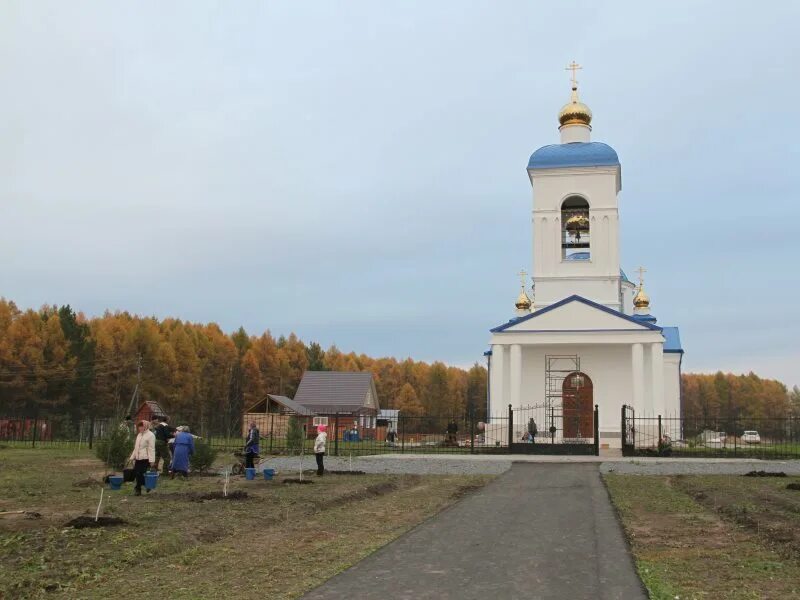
[661,327,683,353]
[528,142,620,170]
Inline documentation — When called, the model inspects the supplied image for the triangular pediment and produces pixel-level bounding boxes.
[491,295,660,333]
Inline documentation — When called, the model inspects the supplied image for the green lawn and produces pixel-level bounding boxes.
[605,473,800,599]
[0,448,491,599]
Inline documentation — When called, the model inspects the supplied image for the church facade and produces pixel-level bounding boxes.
[487,66,683,449]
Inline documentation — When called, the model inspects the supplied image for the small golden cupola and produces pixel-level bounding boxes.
[558,61,592,129]
[633,266,650,310]
[514,269,532,315]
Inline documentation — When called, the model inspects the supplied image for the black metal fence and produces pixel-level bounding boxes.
[234,413,512,456]
[2,404,603,457]
[0,412,513,456]
[621,405,800,459]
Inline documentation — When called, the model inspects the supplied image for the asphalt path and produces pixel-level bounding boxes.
[301,463,646,600]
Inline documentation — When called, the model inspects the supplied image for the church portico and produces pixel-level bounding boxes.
[485,64,683,450]
[489,320,666,447]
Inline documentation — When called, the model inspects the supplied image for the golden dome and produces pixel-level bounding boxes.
[515,288,532,311]
[558,88,592,128]
[633,285,650,309]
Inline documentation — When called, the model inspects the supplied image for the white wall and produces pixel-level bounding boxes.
[529,166,622,309]
[664,354,682,417]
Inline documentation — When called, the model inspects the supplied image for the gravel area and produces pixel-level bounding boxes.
[257,454,800,477]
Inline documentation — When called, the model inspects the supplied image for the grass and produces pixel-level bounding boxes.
[604,473,800,599]
[0,448,492,599]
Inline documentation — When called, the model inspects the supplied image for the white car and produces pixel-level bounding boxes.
[741,430,761,444]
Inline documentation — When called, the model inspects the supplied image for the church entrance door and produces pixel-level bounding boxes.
[562,372,593,440]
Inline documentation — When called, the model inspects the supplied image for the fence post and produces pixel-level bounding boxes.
[400,414,405,454]
[507,404,513,450]
[658,414,663,448]
[269,414,274,455]
[88,415,95,450]
[620,405,626,449]
[733,415,737,457]
[594,405,599,456]
[32,413,38,448]
[470,409,475,455]
[334,413,340,457]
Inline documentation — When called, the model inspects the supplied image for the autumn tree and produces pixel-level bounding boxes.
[395,383,423,417]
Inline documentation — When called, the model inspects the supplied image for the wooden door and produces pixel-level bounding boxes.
[562,372,593,439]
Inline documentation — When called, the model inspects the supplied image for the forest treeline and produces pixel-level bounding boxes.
[681,371,799,423]
[0,300,487,436]
[1,299,797,437]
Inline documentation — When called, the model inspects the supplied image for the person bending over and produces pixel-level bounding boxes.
[244,421,260,470]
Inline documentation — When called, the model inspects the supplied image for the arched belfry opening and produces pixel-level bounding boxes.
[561,196,590,260]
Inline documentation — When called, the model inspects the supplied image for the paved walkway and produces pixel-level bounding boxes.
[302,463,646,600]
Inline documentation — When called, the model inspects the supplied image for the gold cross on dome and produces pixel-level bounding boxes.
[565,61,582,88]
[518,269,528,288]
[636,266,647,286]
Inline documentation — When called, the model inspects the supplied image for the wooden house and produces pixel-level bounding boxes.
[292,371,381,440]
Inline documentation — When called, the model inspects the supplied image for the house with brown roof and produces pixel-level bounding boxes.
[293,371,381,440]
[241,372,382,442]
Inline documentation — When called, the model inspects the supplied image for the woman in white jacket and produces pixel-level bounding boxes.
[314,424,327,476]
[128,420,156,495]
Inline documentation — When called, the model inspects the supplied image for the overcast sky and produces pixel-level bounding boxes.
[2,2,799,387]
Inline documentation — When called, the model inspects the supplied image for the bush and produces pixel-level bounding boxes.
[286,416,304,453]
[190,439,218,473]
[95,426,134,470]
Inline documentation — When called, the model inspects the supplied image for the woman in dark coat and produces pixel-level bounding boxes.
[244,422,260,469]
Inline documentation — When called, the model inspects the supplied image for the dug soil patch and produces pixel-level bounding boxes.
[283,478,314,485]
[744,470,787,477]
[156,491,249,502]
[65,516,127,529]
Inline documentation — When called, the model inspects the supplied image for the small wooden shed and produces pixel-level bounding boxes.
[242,394,316,438]
[134,401,168,423]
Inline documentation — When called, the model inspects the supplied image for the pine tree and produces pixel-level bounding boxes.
[286,415,304,453]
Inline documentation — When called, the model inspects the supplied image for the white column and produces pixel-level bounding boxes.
[631,343,644,412]
[490,345,506,414]
[509,344,522,409]
[650,342,664,416]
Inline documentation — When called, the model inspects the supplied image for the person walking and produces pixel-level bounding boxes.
[128,420,155,496]
[153,418,175,474]
[314,424,327,476]
[170,426,195,478]
[244,421,260,470]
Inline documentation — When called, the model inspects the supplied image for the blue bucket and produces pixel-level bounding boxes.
[144,472,159,490]
[245,467,256,480]
[262,468,275,480]
[108,475,123,490]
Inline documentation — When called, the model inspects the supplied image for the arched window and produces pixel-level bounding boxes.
[561,196,590,260]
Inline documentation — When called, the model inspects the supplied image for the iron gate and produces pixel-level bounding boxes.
[508,403,599,456]
[621,404,635,456]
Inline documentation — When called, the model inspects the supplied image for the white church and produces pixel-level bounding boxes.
[487,65,683,449]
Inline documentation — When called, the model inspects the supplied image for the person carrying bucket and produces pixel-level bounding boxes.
[244,422,260,470]
[314,424,327,477]
[128,420,155,496]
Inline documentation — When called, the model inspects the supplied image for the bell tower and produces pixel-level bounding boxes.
[526,63,623,311]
